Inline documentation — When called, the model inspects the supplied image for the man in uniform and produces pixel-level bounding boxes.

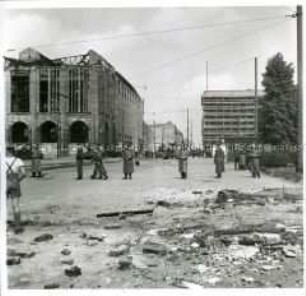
[6,146,26,229]
[248,146,261,178]
[214,142,225,178]
[234,150,240,171]
[31,145,43,177]
[177,145,188,179]
[122,143,135,180]
[76,146,84,180]
[91,146,108,180]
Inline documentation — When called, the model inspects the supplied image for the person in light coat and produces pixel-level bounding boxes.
[122,144,135,180]
[177,145,188,179]
[31,145,43,177]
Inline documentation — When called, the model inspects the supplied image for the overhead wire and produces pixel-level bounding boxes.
[136,17,292,76]
[6,14,287,52]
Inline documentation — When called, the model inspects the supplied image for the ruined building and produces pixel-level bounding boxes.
[5,48,144,157]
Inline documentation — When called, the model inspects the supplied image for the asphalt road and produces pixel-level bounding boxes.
[15,158,300,223]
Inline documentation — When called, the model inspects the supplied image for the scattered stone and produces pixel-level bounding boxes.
[254,233,282,246]
[132,254,158,269]
[275,223,286,231]
[191,242,200,249]
[241,276,254,284]
[207,277,221,285]
[44,283,60,289]
[227,245,259,260]
[146,199,155,205]
[34,233,53,242]
[65,265,82,277]
[8,249,35,258]
[156,200,171,207]
[238,235,256,246]
[204,207,213,215]
[118,214,126,220]
[282,246,297,258]
[180,233,195,240]
[195,264,209,274]
[180,281,204,289]
[7,257,21,265]
[88,235,105,242]
[61,248,71,256]
[142,241,168,256]
[86,240,98,247]
[216,190,238,204]
[261,265,278,271]
[108,245,130,257]
[220,236,234,246]
[80,232,87,239]
[104,224,122,230]
[118,256,132,270]
[61,259,74,265]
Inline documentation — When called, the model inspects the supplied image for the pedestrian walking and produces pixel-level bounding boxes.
[214,142,225,178]
[6,146,26,230]
[177,145,188,179]
[122,144,134,180]
[248,148,261,178]
[135,151,140,166]
[91,147,108,180]
[31,145,43,177]
[234,150,240,171]
[76,146,84,180]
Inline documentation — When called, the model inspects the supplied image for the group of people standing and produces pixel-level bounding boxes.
[177,142,261,180]
[75,144,135,181]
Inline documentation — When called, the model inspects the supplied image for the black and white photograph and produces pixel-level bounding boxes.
[1,0,304,292]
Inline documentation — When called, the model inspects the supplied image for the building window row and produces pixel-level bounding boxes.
[204,115,254,119]
[11,70,30,113]
[68,68,88,113]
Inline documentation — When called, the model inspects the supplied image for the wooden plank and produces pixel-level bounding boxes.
[96,207,154,218]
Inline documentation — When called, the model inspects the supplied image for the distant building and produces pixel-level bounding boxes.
[201,90,265,153]
[143,121,184,152]
[4,48,144,157]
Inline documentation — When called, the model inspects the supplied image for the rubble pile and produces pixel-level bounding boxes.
[7,187,303,288]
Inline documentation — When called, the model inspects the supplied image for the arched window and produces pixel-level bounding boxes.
[70,121,89,143]
[40,121,58,143]
[11,122,29,143]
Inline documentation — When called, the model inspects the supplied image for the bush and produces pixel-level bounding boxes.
[260,151,296,168]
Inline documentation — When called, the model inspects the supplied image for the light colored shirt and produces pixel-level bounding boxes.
[6,156,25,175]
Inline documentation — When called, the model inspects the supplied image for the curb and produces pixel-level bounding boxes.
[24,159,122,172]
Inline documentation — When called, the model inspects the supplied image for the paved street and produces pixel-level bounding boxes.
[16,157,300,224]
[7,157,303,289]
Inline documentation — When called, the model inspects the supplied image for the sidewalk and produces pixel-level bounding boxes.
[23,156,121,171]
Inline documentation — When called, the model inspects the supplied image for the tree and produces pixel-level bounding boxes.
[259,53,297,145]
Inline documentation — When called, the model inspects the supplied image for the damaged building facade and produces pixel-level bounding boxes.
[5,48,144,157]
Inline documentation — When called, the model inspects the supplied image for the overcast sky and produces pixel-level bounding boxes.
[3,6,297,146]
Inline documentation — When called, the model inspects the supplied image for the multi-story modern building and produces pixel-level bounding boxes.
[201,90,265,153]
[143,121,184,152]
[5,47,144,157]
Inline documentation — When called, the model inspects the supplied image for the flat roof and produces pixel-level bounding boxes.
[203,89,265,98]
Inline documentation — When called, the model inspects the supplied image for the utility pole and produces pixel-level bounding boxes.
[297,5,303,172]
[206,61,209,91]
[190,119,193,150]
[186,108,189,149]
[153,114,156,159]
[254,57,258,143]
